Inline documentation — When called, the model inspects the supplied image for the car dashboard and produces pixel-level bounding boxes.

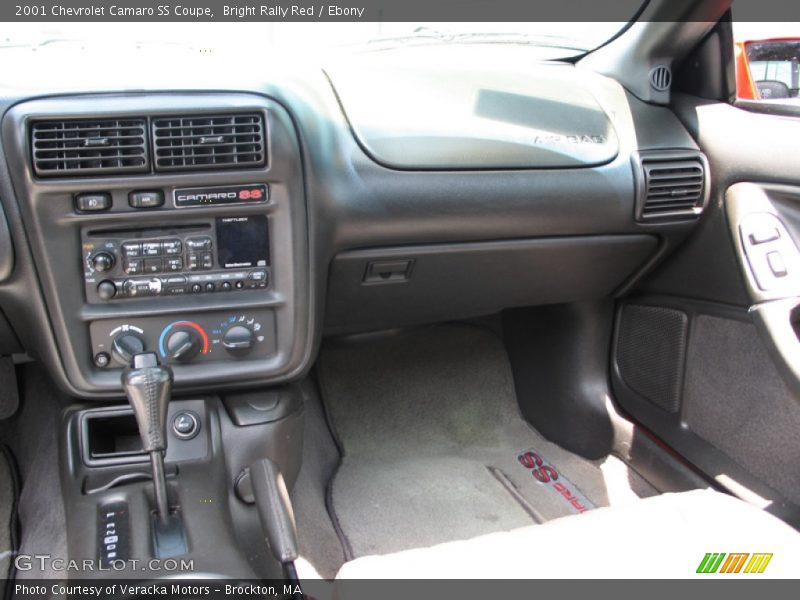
[0,52,708,398]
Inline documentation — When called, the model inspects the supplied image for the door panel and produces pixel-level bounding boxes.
[611,96,800,526]
[727,184,800,396]
[682,313,800,504]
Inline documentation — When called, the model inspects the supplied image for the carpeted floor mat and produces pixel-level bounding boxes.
[0,363,68,580]
[319,324,659,558]
[290,383,347,579]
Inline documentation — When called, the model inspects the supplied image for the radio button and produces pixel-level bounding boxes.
[191,283,202,293]
[97,280,117,300]
[248,269,267,281]
[165,275,187,285]
[166,258,183,272]
[221,281,232,291]
[124,259,143,275]
[147,278,163,295]
[142,242,162,257]
[91,252,115,273]
[186,237,212,252]
[122,242,141,258]
[235,281,245,289]
[163,240,182,255]
[205,283,216,292]
[124,278,161,297]
[144,259,162,274]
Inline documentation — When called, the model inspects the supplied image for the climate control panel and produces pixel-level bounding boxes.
[89,310,276,368]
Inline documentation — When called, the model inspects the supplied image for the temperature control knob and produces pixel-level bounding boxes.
[91,252,115,273]
[111,333,145,365]
[222,325,254,357]
[165,329,202,363]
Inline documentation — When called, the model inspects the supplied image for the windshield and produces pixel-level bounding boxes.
[0,21,633,91]
[2,22,629,56]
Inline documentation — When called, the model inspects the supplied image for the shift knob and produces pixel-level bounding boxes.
[121,352,173,453]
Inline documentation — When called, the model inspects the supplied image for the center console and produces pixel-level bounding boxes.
[60,385,306,579]
[83,217,276,368]
[0,92,315,578]
[2,93,313,397]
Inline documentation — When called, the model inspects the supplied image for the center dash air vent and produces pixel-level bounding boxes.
[632,151,709,221]
[31,118,148,177]
[152,113,266,172]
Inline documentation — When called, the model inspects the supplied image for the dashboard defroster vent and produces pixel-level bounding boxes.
[31,118,148,177]
[152,113,266,172]
[649,65,672,92]
[633,151,709,221]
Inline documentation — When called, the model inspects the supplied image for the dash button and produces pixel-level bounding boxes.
[172,411,200,440]
[75,192,111,212]
[129,190,164,209]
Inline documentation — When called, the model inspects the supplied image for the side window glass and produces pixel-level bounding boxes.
[734,24,800,105]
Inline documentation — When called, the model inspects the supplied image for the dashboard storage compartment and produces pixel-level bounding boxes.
[78,400,210,467]
[81,407,146,466]
[325,235,658,334]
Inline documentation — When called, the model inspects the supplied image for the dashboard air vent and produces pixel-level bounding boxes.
[649,65,672,92]
[31,118,148,177]
[152,113,266,171]
[633,151,708,221]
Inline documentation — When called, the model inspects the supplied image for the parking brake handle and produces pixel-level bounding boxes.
[249,458,299,564]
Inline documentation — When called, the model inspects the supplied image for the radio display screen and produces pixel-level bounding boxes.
[215,216,270,269]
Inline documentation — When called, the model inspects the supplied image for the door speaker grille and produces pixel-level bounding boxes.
[617,304,688,413]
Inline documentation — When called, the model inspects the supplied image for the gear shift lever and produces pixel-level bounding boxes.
[122,352,172,524]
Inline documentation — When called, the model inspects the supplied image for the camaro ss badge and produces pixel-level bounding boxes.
[174,184,268,207]
[517,447,596,514]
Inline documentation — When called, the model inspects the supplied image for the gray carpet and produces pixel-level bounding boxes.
[0,447,16,588]
[320,324,658,558]
[290,382,346,579]
[0,363,69,580]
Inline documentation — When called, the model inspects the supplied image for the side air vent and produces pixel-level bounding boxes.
[632,151,709,221]
[649,65,672,92]
[152,113,266,172]
[31,118,148,177]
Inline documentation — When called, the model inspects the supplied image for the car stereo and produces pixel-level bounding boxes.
[82,215,270,303]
